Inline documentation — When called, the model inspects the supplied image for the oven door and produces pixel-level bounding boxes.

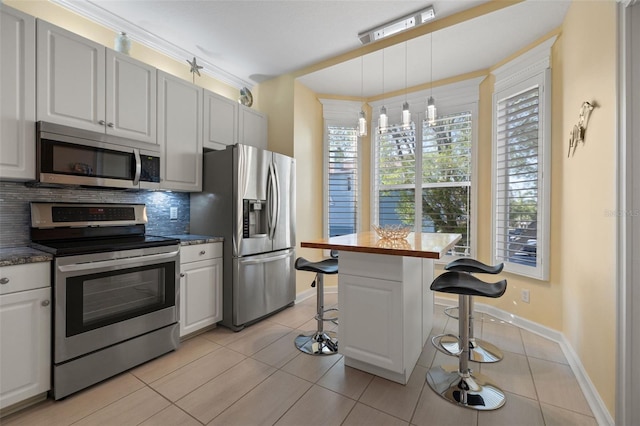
[53,245,179,364]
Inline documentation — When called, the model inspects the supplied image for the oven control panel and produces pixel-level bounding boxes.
[30,202,147,228]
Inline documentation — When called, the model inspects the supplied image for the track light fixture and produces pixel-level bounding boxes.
[358,5,436,45]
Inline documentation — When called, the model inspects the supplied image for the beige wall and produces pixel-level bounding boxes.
[559,0,617,415]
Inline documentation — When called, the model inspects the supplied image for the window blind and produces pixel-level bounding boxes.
[494,86,540,267]
[422,111,472,256]
[327,125,358,237]
[376,122,417,227]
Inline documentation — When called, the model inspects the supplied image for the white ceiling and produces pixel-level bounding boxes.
[52,0,570,97]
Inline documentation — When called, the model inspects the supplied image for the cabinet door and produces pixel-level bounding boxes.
[0,5,36,181]
[179,258,222,337]
[105,50,157,144]
[203,90,237,150]
[37,20,105,132]
[157,71,202,192]
[0,287,51,409]
[338,273,403,374]
[238,105,267,150]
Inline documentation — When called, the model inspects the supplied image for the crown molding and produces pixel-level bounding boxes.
[51,0,252,90]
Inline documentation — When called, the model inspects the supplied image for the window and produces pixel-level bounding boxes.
[320,99,362,238]
[422,111,472,256]
[327,125,359,236]
[372,79,480,259]
[492,37,555,280]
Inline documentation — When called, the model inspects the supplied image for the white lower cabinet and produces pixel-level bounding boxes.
[0,262,51,410]
[179,243,222,337]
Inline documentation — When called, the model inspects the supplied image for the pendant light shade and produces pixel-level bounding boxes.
[379,105,388,132]
[402,101,411,128]
[427,96,437,126]
[358,110,367,137]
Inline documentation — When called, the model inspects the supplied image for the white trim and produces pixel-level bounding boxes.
[435,297,614,426]
[294,286,338,304]
[50,0,251,89]
[492,36,557,92]
[617,1,640,425]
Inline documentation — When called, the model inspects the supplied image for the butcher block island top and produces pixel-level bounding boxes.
[301,231,461,259]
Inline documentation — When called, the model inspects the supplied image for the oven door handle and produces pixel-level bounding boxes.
[57,250,179,272]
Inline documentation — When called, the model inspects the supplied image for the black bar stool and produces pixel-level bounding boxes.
[294,256,339,355]
[440,259,504,363]
[427,271,507,411]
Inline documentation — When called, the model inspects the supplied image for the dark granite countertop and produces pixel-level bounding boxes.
[164,234,223,246]
[0,247,53,267]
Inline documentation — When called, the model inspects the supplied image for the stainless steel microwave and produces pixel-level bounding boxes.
[36,121,161,190]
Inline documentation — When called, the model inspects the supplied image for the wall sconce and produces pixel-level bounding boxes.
[568,101,596,157]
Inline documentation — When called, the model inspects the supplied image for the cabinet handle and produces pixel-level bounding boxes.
[0,277,9,285]
[180,273,185,278]
[199,250,206,256]
[98,120,106,125]
[41,300,50,307]
[107,122,114,128]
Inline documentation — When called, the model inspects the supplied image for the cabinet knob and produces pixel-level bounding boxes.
[41,300,50,307]
[98,120,106,125]
[0,277,9,285]
[107,122,114,128]
[199,250,206,256]
[180,273,185,278]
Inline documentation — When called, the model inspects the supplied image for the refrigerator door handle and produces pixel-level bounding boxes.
[272,160,280,237]
[267,161,278,240]
[238,251,292,265]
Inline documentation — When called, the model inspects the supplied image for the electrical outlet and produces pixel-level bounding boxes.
[170,207,178,220]
[521,289,530,304]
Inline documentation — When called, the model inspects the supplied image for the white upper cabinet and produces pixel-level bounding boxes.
[105,50,157,143]
[157,70,203,192]
[203,89,238,150]
[37,20,156,144]
[0,4,36,181]
[238,104,267,150]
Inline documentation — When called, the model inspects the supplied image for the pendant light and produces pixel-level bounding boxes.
[402,41,411,128]
[426,33,437,126]
[378,49,388,133]
[358,56,367,137]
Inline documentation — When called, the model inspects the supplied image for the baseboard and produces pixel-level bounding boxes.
[435,296,614,426]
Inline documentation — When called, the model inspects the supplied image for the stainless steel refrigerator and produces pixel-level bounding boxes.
[191,144,296,331]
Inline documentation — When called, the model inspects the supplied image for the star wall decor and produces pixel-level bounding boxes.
[187,57,203,82]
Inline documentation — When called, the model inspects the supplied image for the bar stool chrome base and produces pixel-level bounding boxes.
[295,331,338,355]
[427,365,506,411]
[438,335,503,363]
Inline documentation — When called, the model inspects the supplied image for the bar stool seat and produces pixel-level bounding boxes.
[294,256,339,355]
[441,259,504,363]
[427,271,508,411]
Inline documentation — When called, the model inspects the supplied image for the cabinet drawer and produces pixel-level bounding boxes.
[180,243,222,263]
[0,262,51,295]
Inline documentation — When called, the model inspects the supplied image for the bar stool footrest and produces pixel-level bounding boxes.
[444,306,459,319]
[437,335,504,363]
[431,333,463,357]
[426,365,506,411]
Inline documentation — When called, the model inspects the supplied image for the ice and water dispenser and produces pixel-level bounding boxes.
[242,199,267,238]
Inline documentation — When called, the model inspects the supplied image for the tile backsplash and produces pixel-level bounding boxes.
[0,181,190,248]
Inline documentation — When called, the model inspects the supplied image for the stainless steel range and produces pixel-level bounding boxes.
[30,202,180,400]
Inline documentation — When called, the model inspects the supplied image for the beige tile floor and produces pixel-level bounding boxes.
[3,296,598,426]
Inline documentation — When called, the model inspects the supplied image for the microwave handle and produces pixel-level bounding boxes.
[132,149,141,186]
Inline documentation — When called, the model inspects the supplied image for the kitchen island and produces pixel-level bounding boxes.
[301,231,461,385]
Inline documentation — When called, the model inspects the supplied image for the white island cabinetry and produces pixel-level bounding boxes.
[0,262,51,410]
[179,243,223,337]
